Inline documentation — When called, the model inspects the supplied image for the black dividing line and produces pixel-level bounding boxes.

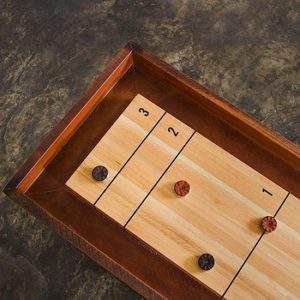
[221,191,291,298]
[93,111,167,206]
[124,130,196,228]
[221,231,264,298]
[274,192,290,217]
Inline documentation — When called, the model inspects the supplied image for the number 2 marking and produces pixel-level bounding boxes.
[262,188,273,196]
[168,127,179,137]
[139,108,149,116]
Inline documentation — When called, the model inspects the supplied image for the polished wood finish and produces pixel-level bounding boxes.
[66,94,164,204]
[126,131,288,295]
[225,194,300,299]
[16,49,134,195]
[4,42,300,299]
[95,105,193,225]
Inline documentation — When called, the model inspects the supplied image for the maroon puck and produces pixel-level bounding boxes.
[174,180,190,197]
[198,253,215,271]
[261,216,277,233]
[92,165,108,181]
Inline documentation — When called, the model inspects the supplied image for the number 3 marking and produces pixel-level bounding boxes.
[139,108,149,116]
[168,127,179,137]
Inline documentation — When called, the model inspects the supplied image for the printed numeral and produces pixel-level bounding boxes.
[168,127,179,137]
[139,108,149,116]
[262,188,273,196]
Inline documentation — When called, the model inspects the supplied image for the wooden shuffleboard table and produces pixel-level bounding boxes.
[4,43,300,300]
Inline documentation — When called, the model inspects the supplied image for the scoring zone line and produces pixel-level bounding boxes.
[93,109,196,227]
[124,130,196,228]
[66,94,299,298]
[93,111,167,206]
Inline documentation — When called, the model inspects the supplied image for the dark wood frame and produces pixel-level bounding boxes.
[4,42,300,300]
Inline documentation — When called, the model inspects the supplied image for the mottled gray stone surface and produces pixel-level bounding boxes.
[0,0,299,299]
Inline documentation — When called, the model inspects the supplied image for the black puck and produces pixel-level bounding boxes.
[198,253,215,271]
[92,166,108,181]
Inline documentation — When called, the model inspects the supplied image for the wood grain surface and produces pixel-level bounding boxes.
[66,94,164,204]
[95,111,193,225]
[126,130,288,295]
[225,193,300,300]
[68,94,292,296]
[5,43,300,300]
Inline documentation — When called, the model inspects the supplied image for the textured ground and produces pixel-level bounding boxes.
[0,0,299,299]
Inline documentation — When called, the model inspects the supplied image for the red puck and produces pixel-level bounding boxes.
[261,216,277,233]
[174,180,190,197]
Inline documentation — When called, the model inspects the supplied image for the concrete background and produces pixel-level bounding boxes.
[1,0,299,299]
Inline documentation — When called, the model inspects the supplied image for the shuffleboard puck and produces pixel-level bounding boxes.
[198,253,215,271]
[174,180,190,197]
[92,166,108,181]
[261,216,277,233]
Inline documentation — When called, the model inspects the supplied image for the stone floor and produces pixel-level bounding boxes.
[0,0,299,299]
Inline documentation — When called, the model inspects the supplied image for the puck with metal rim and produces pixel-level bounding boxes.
[198,253,215,271]
[92,165,108,181]
[261,216,277,233]
[174,180,190,197]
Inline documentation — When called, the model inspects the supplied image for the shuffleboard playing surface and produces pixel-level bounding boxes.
[66,94,165,204]
[66,94,300,298]
[226,193,300,299]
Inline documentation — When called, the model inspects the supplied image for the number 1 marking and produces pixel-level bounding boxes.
[262,188,273,196]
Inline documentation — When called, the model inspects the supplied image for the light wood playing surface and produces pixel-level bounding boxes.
[126,132,288,295]
[66,94,164,203]
[225,193,300,300]
[95,113,194,225]
[66,94,299,298]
